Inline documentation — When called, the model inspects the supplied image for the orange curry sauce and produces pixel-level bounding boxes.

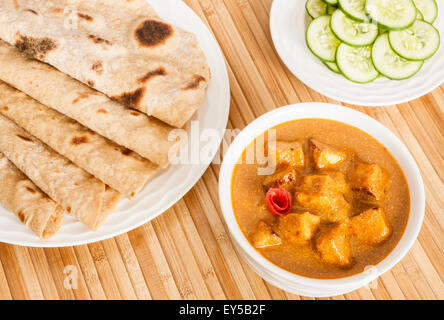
[231,119,410,279]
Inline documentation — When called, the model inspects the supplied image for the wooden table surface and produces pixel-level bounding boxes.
[0,0,443,300]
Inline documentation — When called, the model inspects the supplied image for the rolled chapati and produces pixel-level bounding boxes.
[0,152,64,239]
[0,81,157,198]
[0,41,181,168]
[0,0,210,128]
[0,115,121,230]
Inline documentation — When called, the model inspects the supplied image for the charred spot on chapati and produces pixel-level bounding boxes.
[97,109,108,114]
[16,134,33,143]
[135,20,173,47]
[87,34,112,45]
[26,187,36,194]
[77,13,93,21]
[91,61,104,74]
[121,148,132,156]
[130,111,141,116]
[183,75,206,90]
[72,136,89,145]
[25,9,38,15]
[3,106,9,111]
[18,211,25,222]
[138,67,166,83]
[15,36,57,59]
[86,80,95,87]
[112,88,145,109]
[72,92,90,104]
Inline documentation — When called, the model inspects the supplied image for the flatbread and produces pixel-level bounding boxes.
[0,152,64,239]
[0,0,210,128]
[99,186,123,229]
[0,115,121,230]
[0,40,181,168]
[0,81,157,198]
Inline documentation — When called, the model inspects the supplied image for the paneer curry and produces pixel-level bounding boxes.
[231,119,410,279]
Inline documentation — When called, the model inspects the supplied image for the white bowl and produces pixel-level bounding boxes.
[218,103,425,297]
[270,0,444,106]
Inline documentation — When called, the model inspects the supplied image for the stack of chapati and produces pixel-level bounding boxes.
[0,0,210,239]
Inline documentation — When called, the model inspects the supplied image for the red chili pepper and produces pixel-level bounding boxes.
[266,188,291,216]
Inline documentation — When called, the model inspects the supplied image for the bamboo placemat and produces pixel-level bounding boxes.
[0,0,443,300]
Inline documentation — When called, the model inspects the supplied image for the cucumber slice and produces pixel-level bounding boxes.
[389,19,440,60]
[336,44,379,83]
[413,0,438,23]
[338,0,367,22]
[416,9,424,20]
[372,33,423,79]
[306,15,341,62]
[327,5,337,14]
[322,0,338,5]
[365,0,417,30]
[306,0,328,19]
[324,61,341,73]
[331,10,379,46]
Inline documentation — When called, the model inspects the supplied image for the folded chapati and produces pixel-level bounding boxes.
[0,81,157,198]
[0,115,121,230]
[0,41,181,168]
[0,152,64,239]
[0,0,210,128]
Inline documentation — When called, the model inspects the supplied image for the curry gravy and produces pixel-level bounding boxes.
[231,119,410,279]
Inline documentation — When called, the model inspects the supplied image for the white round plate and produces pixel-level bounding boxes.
[0,0,230,247]
[270,0,444,106]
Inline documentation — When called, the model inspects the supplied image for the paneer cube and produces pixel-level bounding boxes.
[263,166,298,192]
[351,207,392,245]
[316,222,353,267]
[309,139,346,169]
[268,141,305,169]
[278,212,321,243]
[295,173,351,223]
[351,163,389,202]
[251,221,282,248]
[329,171,352,199]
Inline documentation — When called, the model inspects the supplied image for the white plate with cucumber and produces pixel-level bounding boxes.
[271,0,443,106]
